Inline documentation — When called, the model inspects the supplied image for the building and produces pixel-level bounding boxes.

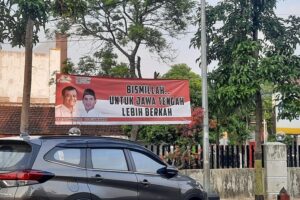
[0,34,123,136]
[0,49,59,103]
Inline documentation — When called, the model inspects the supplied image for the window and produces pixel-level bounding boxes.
[91,149,128,171]
[46,148,81,166]
[0,142,32,171]
[131,151,165,174]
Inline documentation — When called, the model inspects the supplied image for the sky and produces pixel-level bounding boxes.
[134,0,300,77]
[1,0,300,78]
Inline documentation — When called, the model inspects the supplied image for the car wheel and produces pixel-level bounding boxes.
[65,193,92,200]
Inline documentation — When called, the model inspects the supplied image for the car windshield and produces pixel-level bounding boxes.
[0,141,33,172]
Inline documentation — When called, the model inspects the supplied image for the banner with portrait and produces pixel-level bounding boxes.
[55,74,192,125]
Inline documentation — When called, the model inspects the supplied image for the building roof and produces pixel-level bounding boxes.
[0,103,124,136]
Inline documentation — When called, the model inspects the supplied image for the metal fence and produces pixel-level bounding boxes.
[287,143,300,167]
[144,143,300,169]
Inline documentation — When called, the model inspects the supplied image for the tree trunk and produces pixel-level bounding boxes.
[129,125,139,141]
[136,56,142,78]
[127,56,139,141]
[129,57,136,78]
[20,18,34,137]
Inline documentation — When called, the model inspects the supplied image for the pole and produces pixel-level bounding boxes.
[201,0,210,197]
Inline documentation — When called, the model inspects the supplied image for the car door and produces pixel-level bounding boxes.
[129,150,181,200]
[86,146,138,200]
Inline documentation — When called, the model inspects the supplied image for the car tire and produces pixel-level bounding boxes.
[65,193,92,200]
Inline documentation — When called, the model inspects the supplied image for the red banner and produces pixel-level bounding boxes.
[55,74,191,125]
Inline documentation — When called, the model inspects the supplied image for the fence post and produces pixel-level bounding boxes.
[298,146,300,167]
[216,145,219,169]
[264,142,287,200]
[159,144,163,158]
[213,144,217,169]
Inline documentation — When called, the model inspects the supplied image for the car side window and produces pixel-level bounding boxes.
[91,149,128,171]
[45,147,81,166]
[131,151,165,174]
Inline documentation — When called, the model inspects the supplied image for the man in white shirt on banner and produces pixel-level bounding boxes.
[80,88,100,117]
[55,86,79,118]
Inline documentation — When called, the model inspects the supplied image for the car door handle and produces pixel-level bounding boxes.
[92,174,104,182]
[140,179,150,186]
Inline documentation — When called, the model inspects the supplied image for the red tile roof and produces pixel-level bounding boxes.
[0,103,124,136]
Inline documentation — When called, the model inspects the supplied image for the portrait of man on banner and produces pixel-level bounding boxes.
[80,88,101,118]
[55,86,79,118]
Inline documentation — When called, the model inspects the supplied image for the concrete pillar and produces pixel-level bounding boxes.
[55,33,68,71]
[49,49,61,103]
[264,142,287,199]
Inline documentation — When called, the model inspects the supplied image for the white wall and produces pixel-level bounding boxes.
[0,49,60,103]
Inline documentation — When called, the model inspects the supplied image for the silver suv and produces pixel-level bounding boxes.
[0,136,205,200]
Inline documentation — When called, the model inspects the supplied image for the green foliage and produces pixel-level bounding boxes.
[260,55,300,120]
[0,1,11,43]
[72,43,130,77]
[54,0,196,76]
[96,44,118,74]
[261,83,275,135]
[163,64,202,107]
[191,0,300,144]
[75,43,119,76]
[53,0,87,20]
[74,58,131,78]
[77,56,99,76]
[137,65,202,145]
[138,125,178,144]
[62,59,76,74]
[0,0,51,47]
[225,115,252,145]
[209,40,261,110]
[109,63,130,78]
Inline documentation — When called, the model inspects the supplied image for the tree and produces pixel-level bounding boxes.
[163,64,202,107]
[0,0,51,135]
[0,1,11,44]
[109,63,130,77]
[75,43,118,76]
[138,125,177,144]
[138,107,204,145]
[192,1,300,199]
[54,0,195,78]
[0,0,50,47]
[53,0,196,141]
[136,64,202,145]
[73,43,131,78]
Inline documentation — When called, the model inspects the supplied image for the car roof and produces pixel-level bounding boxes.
[0,135,144,150]
[0,135,43,145]
[1,135,128,141]
[39,135,137,144]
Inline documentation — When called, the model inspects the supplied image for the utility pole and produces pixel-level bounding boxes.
[20,17,34,137]
[201,0,210,197]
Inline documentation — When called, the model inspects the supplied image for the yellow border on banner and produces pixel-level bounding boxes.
[276,128,300,134]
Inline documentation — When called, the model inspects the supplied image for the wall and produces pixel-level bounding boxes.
[181,168,300,200]
[181,168,254,199]
[288,168,300,199]
[0,49,60,103]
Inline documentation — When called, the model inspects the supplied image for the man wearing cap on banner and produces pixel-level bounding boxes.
[80,88,100,117]
[55,86,79,118]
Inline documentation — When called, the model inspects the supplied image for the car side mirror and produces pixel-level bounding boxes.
[166,165,178,176]
[157,166,178,177]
